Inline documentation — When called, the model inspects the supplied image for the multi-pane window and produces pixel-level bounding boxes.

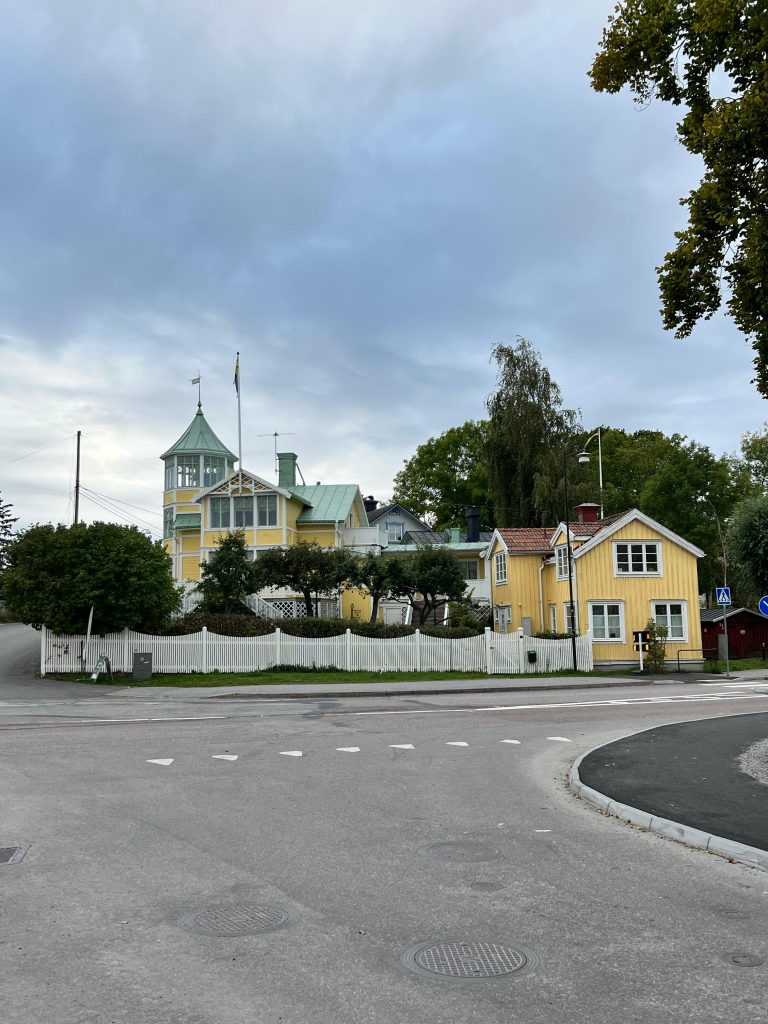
[589,602,624,641]
[164,460,175,490]
[210,497,230,529]
[459,560,479,580]
[387,522,404,542]
[549,604,557,632]
[495,552,507,584]
[203,456,226,488]
[556,545,569,579]
[163,508,173,539]
[256,494,278,527]
[614,542,660,575]
[234,496,253,528]
[653,601,686,640]
[176,455,199,488]
[564,603,578,634]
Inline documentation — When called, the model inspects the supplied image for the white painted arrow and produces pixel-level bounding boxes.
[212,754,238,761]
[547,736,571,742]
[446,741,469,747]
[501,739,521,745]
[336,746,360,753]
[389,743,415,750]
[280,750,303,757]
[146,758,174,766]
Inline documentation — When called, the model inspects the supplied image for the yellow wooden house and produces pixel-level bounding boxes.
[161,403,371,618]
[486,503,704,667]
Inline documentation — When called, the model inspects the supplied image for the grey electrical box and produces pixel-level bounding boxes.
[132,653,153,680]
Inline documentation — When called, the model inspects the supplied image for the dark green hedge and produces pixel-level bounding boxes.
[163,612,484,639]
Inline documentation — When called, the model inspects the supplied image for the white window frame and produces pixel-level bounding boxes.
[494,551,507,584]
[203,455,226,488]
[556,544,569,580]
[210,496,230,529]
[651,600,688,641]
[163,508,174,539]
[176,454,200,488]
[255,494,278,527]
[495,605,511,632]
[549,604,557,632]
[588,601,625,642]
[613,541,662,577]
[387,521,404,542]
[563,602,579,634]
[164,460,175,490]
[233,496,254,528]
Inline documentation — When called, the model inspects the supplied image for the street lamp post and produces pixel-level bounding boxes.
[563,447,591,672]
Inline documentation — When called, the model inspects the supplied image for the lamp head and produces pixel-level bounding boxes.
[577,450,590,465]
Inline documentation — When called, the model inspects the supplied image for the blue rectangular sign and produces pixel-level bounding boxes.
[716,587,732,606]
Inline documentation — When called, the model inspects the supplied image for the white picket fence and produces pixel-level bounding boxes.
[40,626,593,676]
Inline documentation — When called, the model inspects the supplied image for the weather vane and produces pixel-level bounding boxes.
[190,374,202,406]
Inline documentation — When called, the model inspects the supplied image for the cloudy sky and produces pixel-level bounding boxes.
[2,0,765,537]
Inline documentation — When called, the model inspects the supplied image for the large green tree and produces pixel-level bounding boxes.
[256,542,354,617]
[487,338,579,527]
[391,420,492,529]
[3,522,180,634]
[591,1,768,392]
[196,531,257,614]
[739,422,768,490]
[389,547,467,625]
[0,491,18,575]
[728,494,768,593]
[349,552,404,623]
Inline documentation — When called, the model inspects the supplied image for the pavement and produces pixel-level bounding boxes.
[575,712,768,868]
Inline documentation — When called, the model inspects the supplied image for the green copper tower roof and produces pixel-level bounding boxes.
[161,404,237,460]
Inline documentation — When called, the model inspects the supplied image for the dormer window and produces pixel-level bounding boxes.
[556,545,569,580]
[614,542,661,576]
[387,522,404,542]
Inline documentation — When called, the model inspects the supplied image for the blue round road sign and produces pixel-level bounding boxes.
[759,596,768,617]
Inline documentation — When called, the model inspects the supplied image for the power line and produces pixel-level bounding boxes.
[82,487,161,519]
[0,434,73,469]
[80,488,162,537]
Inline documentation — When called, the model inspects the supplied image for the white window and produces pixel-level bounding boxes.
[234,496,253,528]
[589,602,625,641]
[176,455,199,488]
[495,552,507,584]
[164,460,175,490]
[459,560,479,580]
[203,456,226,488]
[210,497,230,529]
[614,542,661,576]
[652,601,687,640]
[556,545,569,580]
[387,521,404,542]
[163,508,173,539]
[255,494,278,527]
[549,604,557,632]
[563,602,579,634]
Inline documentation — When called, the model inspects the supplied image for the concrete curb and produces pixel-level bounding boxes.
[569,749,768,873]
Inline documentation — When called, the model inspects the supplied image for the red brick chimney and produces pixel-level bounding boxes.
[575,502,600,524]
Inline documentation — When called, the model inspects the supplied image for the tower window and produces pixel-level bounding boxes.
[164,460,175,490]
[176,455,199,488]
[163,508,173,538]
[204,456,225,487]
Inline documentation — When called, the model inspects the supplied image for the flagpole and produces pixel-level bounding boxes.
[236,351,242,481]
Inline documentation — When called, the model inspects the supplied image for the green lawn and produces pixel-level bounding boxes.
[708,657,768,673]
[54,668,600,687]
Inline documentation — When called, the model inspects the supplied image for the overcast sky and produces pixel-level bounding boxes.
[2,0,765,537]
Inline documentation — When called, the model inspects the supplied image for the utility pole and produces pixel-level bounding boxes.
[74,430,81,525]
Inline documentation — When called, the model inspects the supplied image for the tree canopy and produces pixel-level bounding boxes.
[486,338,579,527]
[0,491,18,575]
[388,546,467,625]
[590,1,768,393]
[256,542,353,617]
[728,494,768,594]
[196,531,257,614]
[349,552,403,623]
[391,420,492,529]
[2,522,180,634]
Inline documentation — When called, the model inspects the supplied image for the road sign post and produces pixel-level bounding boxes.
[715,587,731,679]
[633,630,650,672]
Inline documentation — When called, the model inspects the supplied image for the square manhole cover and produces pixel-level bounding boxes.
[0,845,29,865]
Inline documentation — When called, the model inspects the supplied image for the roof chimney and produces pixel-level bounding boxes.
[363,495,378,515]
[575,502,600,524]
[277,452,297,488]
[465,506,480,542]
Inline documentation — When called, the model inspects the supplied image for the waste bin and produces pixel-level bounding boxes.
[527,650,537,664]
[132,652,153,680]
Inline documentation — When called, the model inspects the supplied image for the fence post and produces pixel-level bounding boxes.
[40,624,47,677]
[201,626,208,674]
[275,627,281,668]
[484,626,492,674]
[415,629,421,672]
[345,628,351,671]
[123,627,130,673]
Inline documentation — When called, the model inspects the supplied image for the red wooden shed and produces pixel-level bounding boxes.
[700,607,768,660]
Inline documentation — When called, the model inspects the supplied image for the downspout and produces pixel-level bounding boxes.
[538,558,544,631]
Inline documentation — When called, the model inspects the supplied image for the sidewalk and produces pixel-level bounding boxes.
[573,712,768,870]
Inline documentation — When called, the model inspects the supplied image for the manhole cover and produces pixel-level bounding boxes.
[723,953,764,968]
[403,940,534,980]
[178,903,296,936]
[422,842,500,863]
[0,845,29,865]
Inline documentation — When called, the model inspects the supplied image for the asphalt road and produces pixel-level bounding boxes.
[2,623,768,1023]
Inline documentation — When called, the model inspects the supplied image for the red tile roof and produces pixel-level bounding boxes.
[497,513,628,553]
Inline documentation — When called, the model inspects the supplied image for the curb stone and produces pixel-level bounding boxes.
[569,749,768,873]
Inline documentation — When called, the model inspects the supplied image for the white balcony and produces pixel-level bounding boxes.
[464,577,491,603]
[343,526,389,552]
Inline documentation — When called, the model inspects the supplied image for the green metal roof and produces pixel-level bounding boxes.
[290,484,359,524]
[172,513,201,530]
[161,404,236,460]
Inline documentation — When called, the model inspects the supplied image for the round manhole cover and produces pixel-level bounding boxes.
[723,953,764,968]
[178,903,296,936]
[422,842,500,863]
[403,940,534,980]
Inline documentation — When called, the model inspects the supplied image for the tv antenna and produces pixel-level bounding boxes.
[256,431,297,475]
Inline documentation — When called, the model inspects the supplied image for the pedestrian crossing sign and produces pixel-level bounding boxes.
[716,587,731,606]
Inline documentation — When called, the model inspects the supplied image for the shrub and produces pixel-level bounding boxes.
[448,600,493,631]
[533,630,572,640]
[421,624,483,639]
[162,612,272,637]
